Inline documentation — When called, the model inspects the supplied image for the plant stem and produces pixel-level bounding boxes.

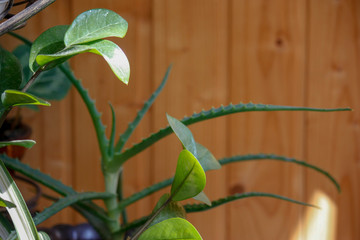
[104,171,121,234]
[129,196,172,240]
[0,0,57,36]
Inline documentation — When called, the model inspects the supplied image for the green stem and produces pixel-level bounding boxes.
[129,196,172,240]
[104,171,121,234]
[117,169,128,224]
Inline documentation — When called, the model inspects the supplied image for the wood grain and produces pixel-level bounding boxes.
[151,0,229,238]
[228,0,306,239]
[305,0,360,239]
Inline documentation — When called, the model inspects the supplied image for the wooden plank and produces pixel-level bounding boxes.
[152,0,229,239]
[228,1,306,239]
[304,0,360,239]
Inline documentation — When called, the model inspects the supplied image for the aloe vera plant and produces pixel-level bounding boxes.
[0,6,351,240]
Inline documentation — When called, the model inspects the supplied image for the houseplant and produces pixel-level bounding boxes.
[0,3,351,240]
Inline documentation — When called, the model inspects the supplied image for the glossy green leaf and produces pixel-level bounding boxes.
[167,114,197,156]
[29,25,69,72]
[196,142,221,171]
[171,150,206,202]
[36,40,130,84]
[13,44,72,101]
[1,90,51,108]
[0,46,22,115]
[64,9,128,46]
[0,140,36,149]
[0,46,22,94]
[150,193,186,227]
[138,218,202,240]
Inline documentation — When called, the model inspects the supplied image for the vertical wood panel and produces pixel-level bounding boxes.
[305,0,360,239]
[228,1,306,239]
[152,0,229,239]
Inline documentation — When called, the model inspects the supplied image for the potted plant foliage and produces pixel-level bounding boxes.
[0,2,351,240]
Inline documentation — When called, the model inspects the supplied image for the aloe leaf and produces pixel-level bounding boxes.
[138,217,202,240]
[123,191,319,234]
[33,192,114,225]
[116,178,173,213]
[0,160,41,239]
[119,153,340,209]
[64,9,128,46]
[36,40,130,84]
[171,150,206,202]
[107,103,116,157]
[13,44,72,101]
[117,103,351,165]
[57,66,109,164]
[218,154,341,192]
[29,25,69,72]
[0,140,36,149]
[1,90,51,108]
[166,114,197,157]
[184,192,318,213]
[114,65,172,154]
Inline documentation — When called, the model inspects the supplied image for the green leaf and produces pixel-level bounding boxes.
[138,218,202,240]
[117,103,351,165]
[114,65,172,154]
[1,90,51,108]
[0,140,36,149]
[64,9,128,46]
[171,150,206,202]
[33,192,114,225]
[36,40,130,84]
[150,193,186,227]
[0,46,22,94]
[184,192,319,213]
[195,142,221,171]
[0,46,22,115]
[0,198,15,208]
[219,153,341,192]
[29,25,69,72]
[13,44,72,101]
[167,114,197,157]
[0,213,11,239]
[193,191,211,206]
[0,160,41,239]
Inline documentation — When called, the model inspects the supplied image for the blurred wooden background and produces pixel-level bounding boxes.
[1,0,359,239]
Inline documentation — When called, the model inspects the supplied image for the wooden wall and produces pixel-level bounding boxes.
[1,0,359,239]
